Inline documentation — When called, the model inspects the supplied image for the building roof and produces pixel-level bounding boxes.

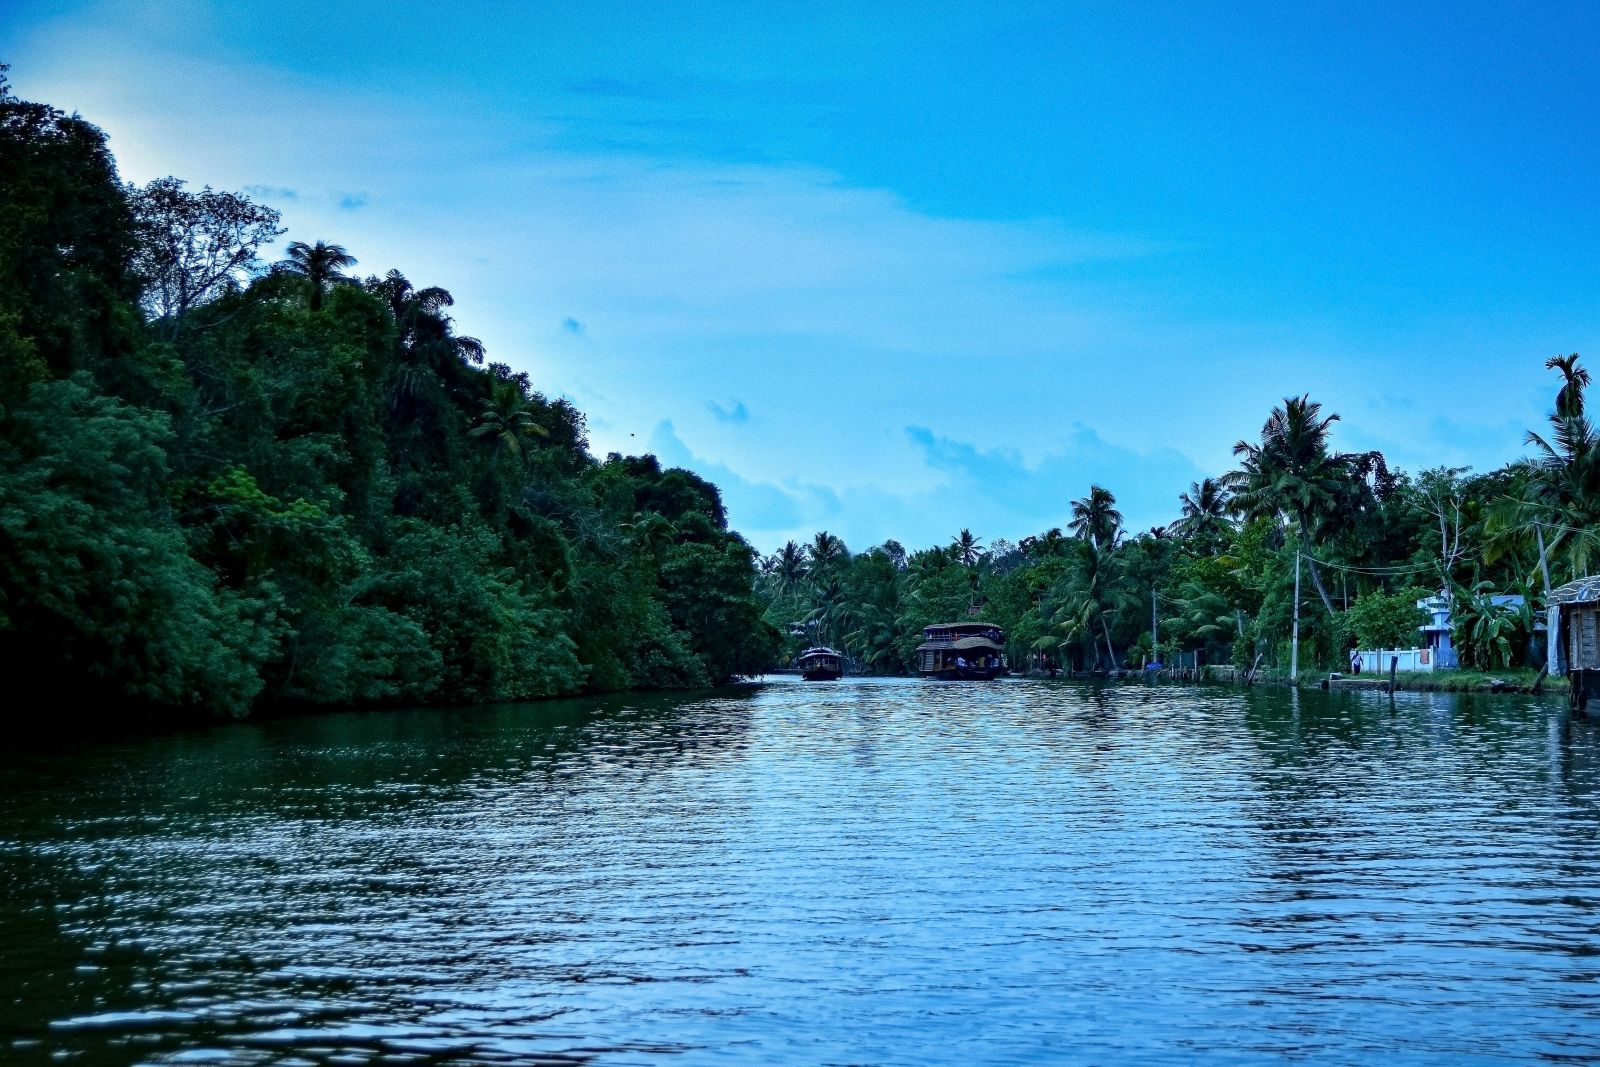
[1551,577,1600,605]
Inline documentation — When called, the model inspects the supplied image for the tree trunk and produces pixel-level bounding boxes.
[1305,554,1336,615]
[1101,617,1117,669]
[1534,522,1553,597]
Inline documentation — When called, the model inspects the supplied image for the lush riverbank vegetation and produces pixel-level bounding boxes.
[759,358,1594,678]
[0,73,777,720]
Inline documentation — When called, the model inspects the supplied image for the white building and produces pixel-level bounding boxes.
[1417,593,1459,669]
[1354,592,1528,674]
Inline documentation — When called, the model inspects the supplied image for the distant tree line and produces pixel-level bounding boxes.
[0,70,778,720]
[760,360,1593,677]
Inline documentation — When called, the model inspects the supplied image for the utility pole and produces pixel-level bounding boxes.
[1291,550,1302,682]
[1151,586,1158,663]
[1534,521,1553,598]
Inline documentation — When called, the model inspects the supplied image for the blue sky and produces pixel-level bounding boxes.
[7,1,1597,553]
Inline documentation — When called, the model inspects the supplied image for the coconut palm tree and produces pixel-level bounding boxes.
[620,510,677,561]
[1226,396,1348,528]
[1225,395,1353,613]
[279,240,356,311]
[467,380,548,459]
[368,270,483,365]
[1050,539,1127,669]
[1068,486,1123,550]
[952,528,983,567]
[808,531,847,573]
[1020,527,1068,559]
[1493,354,1600,584]
[772,540,808,594]
[805,576,848,649]
[843,602,901,672]
[1174,477,1232,542]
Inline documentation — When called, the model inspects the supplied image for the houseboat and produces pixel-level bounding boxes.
[797,647,844,681]
[1551,577,1600,713]
[915,623,1007,680]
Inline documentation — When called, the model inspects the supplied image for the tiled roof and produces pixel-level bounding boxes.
[1550,576,1600,604]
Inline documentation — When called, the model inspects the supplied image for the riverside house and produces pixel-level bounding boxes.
[1354,592,1531,674]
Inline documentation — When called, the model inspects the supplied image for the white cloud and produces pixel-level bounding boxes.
[649,420,1206,553]
[6,3,1584,556]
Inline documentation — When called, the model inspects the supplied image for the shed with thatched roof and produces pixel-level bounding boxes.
[1550,577,1600,711]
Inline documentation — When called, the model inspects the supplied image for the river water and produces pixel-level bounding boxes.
[3,678,1599,1065]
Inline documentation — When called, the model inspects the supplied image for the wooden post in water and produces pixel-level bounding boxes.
[1388,655,1399,694]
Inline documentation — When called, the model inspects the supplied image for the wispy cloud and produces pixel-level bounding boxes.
[647,421,836,533]
[649,419,1205,552]
[244,184,298,201]
[10,1,1579,558]
[707,400,749,424]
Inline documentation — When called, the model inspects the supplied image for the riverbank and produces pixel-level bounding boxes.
[1324,668,1563,695]
[1088,665,1568,696]
[771,666,1563,701]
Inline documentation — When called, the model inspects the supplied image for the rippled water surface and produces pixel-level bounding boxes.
[4,678,1600,1064]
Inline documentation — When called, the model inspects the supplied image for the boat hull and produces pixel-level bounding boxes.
[927,667,1001,681]
[801,667,843,682]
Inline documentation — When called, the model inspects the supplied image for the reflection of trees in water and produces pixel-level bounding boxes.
[1554,713,1600,812]
[1228,685,1600,1030]
[0,691,759,1064]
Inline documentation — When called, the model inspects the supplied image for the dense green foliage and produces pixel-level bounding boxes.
[0,73,777,720]
[1343,588,1430,651]
[759,364,1592,677]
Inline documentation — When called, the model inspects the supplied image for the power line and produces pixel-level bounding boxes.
[1306,557,1443,577]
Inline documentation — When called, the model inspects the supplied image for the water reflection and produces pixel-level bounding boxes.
[2,679,1598,1064]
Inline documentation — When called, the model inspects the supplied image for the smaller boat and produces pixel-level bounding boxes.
[797,647,844,681]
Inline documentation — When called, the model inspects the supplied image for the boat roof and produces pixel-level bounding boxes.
[916,634,1004,652]
[1552,577,1600,605]
[798,647,841,657]
[923,622,1004,634]
[948,636,1002,650]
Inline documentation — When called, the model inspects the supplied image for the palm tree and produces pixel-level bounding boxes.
[1068,486,1123,550]
[620,510,677,561]
[1549,352,1590,419]
[1020,527,1068,559]
[368,270,491,424]
[1174,477,1232,541]
[1050,539,1127,669]
[368,270,483,366]
[952,528,983,567]
[280,240,356,311]
[805,576,847,649]
[467,380,548,459]
[1226,395,1352,613]
[772,540,808,594]
[843,602,901,672]
[808,531,847,573]
[1494,354,1600,585]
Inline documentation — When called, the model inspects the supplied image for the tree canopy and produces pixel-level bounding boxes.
[0,75,778,722]
[758,364,1589,679]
